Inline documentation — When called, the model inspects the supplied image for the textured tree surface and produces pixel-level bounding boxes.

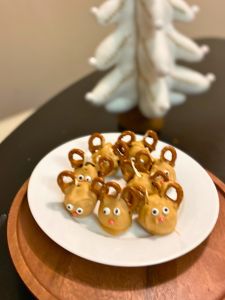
[86,0,215,118]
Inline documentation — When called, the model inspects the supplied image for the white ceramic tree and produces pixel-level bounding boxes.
[86,0,215,118]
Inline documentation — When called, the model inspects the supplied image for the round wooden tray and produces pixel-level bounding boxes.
[7,172,225,300]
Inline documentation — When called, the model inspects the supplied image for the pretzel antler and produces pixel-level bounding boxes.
[121,186,139,211]
[91,177,105,198]
[57,171,75,193]
[113,140,129,159]
[101,181,121,198]
[120,159,135,182]
[161,146,177,166]
[143,130,158,152]
[164,182,184,208]
[88,132,105,153]
[134,150,153,173]
[151,170,169,182]
[97,156,114,177]
[68,148,85,168]
[117,130,136,146]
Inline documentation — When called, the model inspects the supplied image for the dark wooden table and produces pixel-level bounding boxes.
[0,39,225,299]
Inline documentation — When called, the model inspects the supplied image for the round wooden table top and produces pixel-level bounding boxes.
[0,38,225,299]
[7,174,225,300]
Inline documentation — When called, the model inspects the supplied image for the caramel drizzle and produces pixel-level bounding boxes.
[131,158,142,178]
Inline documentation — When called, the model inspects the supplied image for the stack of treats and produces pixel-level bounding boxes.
[57,130,184,236]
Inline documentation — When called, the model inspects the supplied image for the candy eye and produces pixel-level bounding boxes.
[113,207,121,216]
[76,207,83,215]
[78,174,84,181]
[66,203,74,211]
[163,207,170,215]
[152,208,159,216]
[103,207,110,215]
[85,175,92,183]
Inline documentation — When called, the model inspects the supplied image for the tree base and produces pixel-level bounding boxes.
[118,107,164,134]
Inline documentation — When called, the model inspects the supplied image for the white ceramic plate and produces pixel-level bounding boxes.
[27,133,219,267]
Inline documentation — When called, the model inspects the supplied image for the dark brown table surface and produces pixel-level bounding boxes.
[0,38,225,299]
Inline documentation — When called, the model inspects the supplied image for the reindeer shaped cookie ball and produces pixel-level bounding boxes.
[120,150,154,182]
[116,130,158,160]
[88,133,126,176]
[136,181,183,235]
[150,146,177,181]
[92,180,132,235]
[120,151,169,212]
[57,171,104,218]
[68,148,98,183]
